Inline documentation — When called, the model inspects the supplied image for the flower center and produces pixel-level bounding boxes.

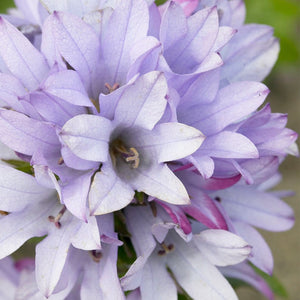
[110,139,140,169]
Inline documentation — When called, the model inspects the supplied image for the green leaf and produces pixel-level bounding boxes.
[155,0,168,5]
[252,265,288,298]
[0,0,14,13]
[2,159,34,175]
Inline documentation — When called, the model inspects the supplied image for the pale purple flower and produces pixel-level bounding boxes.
[0,0,296,299]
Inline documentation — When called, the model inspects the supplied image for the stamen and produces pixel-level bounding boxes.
[158,242,174,256]
[90,250,102,263]
[48,205,67,229]
[150,201,157,217]
[105,83,120,94]
[0,210,9,216]
[58,157,64,165]
[111,140,140,169]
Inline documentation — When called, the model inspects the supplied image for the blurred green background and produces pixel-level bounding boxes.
[0,1,299,299]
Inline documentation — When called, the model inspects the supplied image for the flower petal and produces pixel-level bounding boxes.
[42,70,93,107]
[59,114,112,162]
[0,109,59,156]
[131,122,205,163]
[89,164,134,215]
[0,201,54,259]
[166,232,238,300]
[0,17,49,90]
[122,163,190,205]
[41,11,100,96]
[197,131,259,159]
[194,229,251,266]
[233,221,273,275]
[0,165,53,212]
[114,71,168,130]
[180,81,269,136]
[218,186,295,231]
[100,0,149,85]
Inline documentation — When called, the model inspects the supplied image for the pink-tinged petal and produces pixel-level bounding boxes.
[0,109,59,156]
[0,74,26,112]
[100,0,149,85]
[0,201,55,259]
[158,201,192,234]
[221,24,279,82]
[42,70,93,107]
[0,165,54,212]
[130,122,205,163]
[186,81,269,135]
[71,216,101,250]
[160,1,188,51]
[173,0,198,16]
[41,12,100,96]
[218,186,294,232]
[196,174,242,191]
[166,231,238,300]
[177,171,228,229]
[220,263,274,300]
[183,195,228,230]
[123,163,190,205]
[59,114,112,162]
[114,72,168,130]
[165,7,219,74]
[35,212,79,297]
[0,17,48,90]
[194,229,251,266]
[61,170,94,221]
[89,163,134,215]
[140,255,177,300]
[98,243,125,300]
[233,221,273,275]
[197,131,259,159]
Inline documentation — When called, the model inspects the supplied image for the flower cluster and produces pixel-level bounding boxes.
[0,0,297,299]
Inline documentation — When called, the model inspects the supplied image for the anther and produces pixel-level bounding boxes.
[0,210,9,216]
[48,205,67,229]
[158,242,174,256]
[58,157,64,165]
[105,83,120,94]
[125,148,140,169]
[214,196,221,202]
[112,140,140,169]
[90,250,102,263]
[150,201,157,217]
